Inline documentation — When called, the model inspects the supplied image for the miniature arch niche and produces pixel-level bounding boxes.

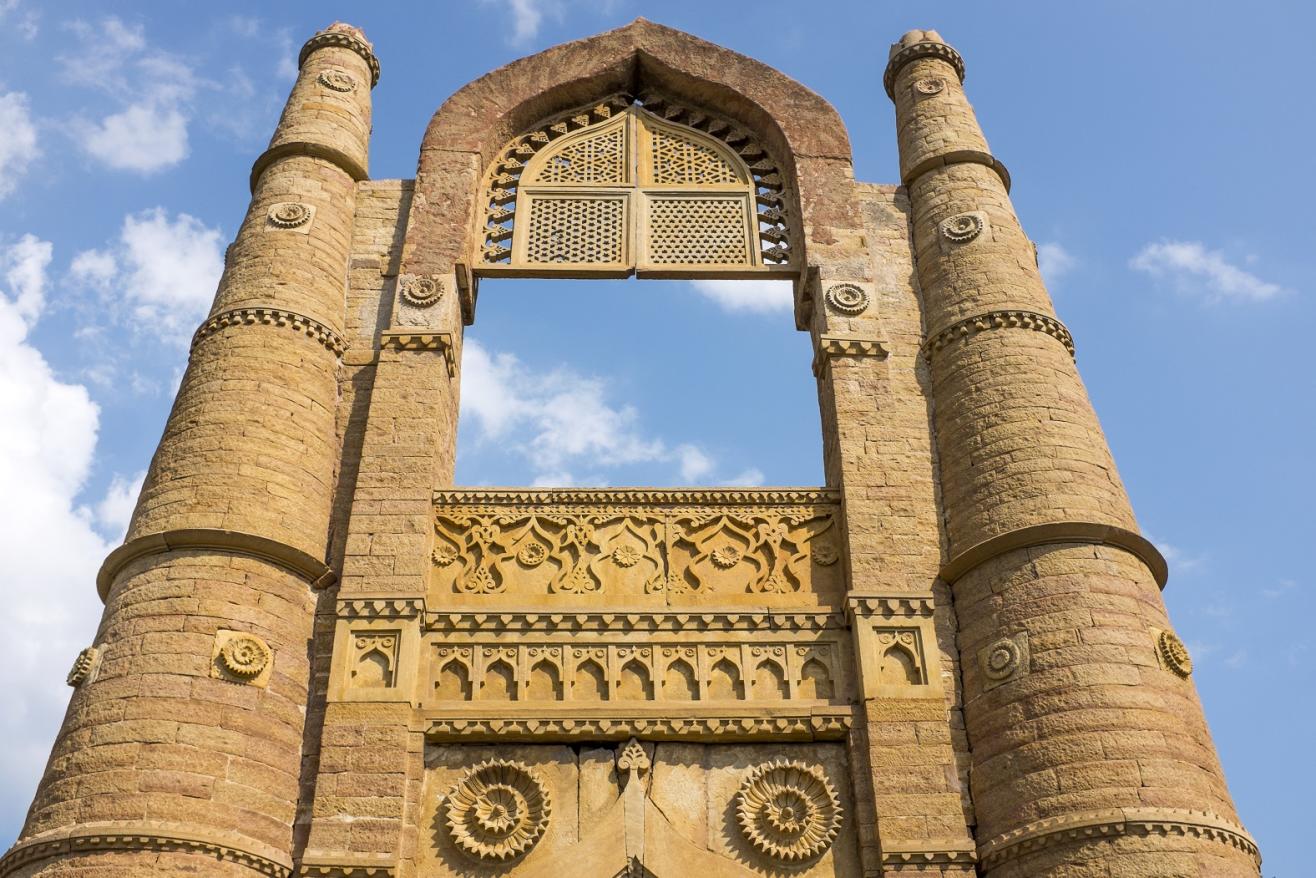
[475,91,795,277]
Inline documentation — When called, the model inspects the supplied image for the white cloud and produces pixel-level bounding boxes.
[72,208,224,337]
[505,0,545,43]
[78,104,189,173]
[725,468,766,487]
[460,339,756,485]
[1036,242,1074,286]
[62,17,198,173]
[94,470,145,540]
[1130,240,1284,303]
[1149,534,1206,575]
[0,92,39,199]
[0,234,113,837]
[689,279,794,313]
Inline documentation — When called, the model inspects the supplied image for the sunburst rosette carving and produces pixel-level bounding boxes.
[736,760,842,862]
[824,283,869,316]
[267,202,311,229]
[445,760,551,862]
[1157,629,1193,678]
[399,274,444,308]
[219,634,271,679]
[940,212,984,243]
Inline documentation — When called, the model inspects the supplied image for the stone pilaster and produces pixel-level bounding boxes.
[1,23,378,878]
[886,28,1259,876]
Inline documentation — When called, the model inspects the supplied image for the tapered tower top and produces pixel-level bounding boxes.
[883,27,965,97]
[299,20,380,86]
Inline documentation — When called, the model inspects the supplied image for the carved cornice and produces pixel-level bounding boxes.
[977,808,1260,870]
[98,528,336,601]
[379,330,456,376]
[811,333,889,378]
[884,40,966,98]
[427,611,845,633]
[339,598,425,619]
[250,142,368,193]
[299,28,380,87]
[434,487,839,509]
[192,307,346,357]
[941,522,1169,590]
[902,148,1012,193]
[922,309,1074,362]
[297,856,396,877]
[0,822,293,877]
[881,839,978,869]
[848,594,935,619]
[425,711,852,742]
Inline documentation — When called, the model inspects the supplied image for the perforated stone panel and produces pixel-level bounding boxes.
[649,128,740,184]
[529,126,626,184]
[646,196,750,264]
[524,196,625,264]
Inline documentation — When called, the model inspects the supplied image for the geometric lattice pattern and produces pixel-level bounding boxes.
[647,197,750,264]
[528,125,626,184]
[649,128,740,184]
[525,196,625,264]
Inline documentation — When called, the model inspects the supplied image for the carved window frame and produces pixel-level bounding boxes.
[475,92,797,280]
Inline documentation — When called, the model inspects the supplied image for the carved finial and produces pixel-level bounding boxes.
[300,21,380,87]
[321,21,373,50]
[616,738,650,782]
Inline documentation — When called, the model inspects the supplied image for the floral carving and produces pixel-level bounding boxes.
[824,283,869,316]
[736,760,842,862]
[940,213,984,243]
[982,637,1022,681]
[811,541,839,566]
[616,738,650,776]
[1157,629,1193,678]
[399,274,444,308]
[612,545,640,567]
[218,634,271,679]
[432,547,458,567]
[445,760,551,862]
[710,544,741,569]
[914,77,946,96]
[317,68,357,93]
[66,646,99,687]
[517,542,547,567]
[267,202,311,229]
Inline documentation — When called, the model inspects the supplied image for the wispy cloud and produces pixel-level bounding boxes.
[1148,533,1207,576]
[460,339,758,486]
[1263,578,1298,600]
[0,92,39,199]
[1130,240,1285,303]
[1036,242,1075,286]
[689,279,793,314]
[0,0,39,41]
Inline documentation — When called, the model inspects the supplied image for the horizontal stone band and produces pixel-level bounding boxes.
[812,333,889,377]
[940,522,1169,589]
[922,309,1074,362]
[881,838,978,869]
[192,307,347,356]
[299,30,380,86]
[903,148,1012,193]
[0,822,293,877]
[297,857,397,877]
[97,528,336,601]
[426,711,852,742]
[434,487,839,507]
[379,330,456,376]
[977,808,1260,870]
[884,40,966,98]
[250,141,368,192]
[423,611,848,632]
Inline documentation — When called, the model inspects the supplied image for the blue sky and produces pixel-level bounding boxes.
[0,1,1310,873]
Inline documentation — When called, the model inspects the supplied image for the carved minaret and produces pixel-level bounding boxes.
[4,23,377,876]
[886,30,1260,875]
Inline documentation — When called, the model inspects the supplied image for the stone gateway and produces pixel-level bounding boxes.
[2,20,1260,878]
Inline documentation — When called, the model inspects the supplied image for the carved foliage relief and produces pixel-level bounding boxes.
[431,489,842,606]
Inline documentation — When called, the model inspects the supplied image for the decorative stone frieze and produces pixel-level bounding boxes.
[397,273,444,308]
[0,823,294,876]
[267,201,313,230]
[431,488,840,599]
[425,610,844,633]
[1154,628,1193,678]
[824,283,870,315]
[735,760,842,862]
[811,333,889,377]
[191,307,346,356]
[378,330,456,376]
[316,68,357,93]
[65,646,100,687]
[212,629,273,687]
[939,211,984,243]
[922,309,1076,362]
[299,23,380,86]
[444,760,551,862]
[978,633,1028,690]
[425,711,852,742]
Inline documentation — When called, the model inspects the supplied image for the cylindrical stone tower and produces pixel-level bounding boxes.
[4,23,376,877]
[885,30,1260,877]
